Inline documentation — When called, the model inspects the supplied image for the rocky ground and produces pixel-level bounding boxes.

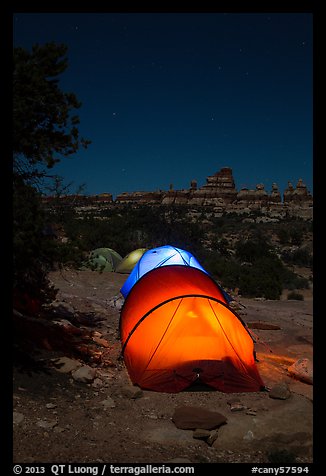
[13,269,313,465]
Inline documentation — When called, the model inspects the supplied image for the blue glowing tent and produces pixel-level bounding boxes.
[120,245,232,303]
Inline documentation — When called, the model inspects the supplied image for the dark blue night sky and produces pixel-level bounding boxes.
[13,12,313,199]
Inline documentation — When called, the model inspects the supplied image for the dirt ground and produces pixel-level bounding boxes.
[13,269,313,464]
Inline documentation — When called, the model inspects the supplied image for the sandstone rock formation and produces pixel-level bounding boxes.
[114,167,313,220]
[42,167,313,220]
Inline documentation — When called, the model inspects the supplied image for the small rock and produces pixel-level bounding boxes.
[269,382,291,400]
[100,397,116,409]
[243,430,254,441]
[46,403,57,409]
[246,409,257,416]
[92,378,104,389]
[147,414,158,419]
[207,429,219,446]
[193,428,211,440]
[72,365,96,383]
[53,426,65,433]
[230,402,246,412]
[288,358,313,385]
[36,419,58,429]
[13,411,24,425]
[227,398,246,411]
[52,357,81,374]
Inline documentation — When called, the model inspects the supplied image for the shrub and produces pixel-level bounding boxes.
[287,291,304,300]
[281,247,313,267]
[280,267,310,290]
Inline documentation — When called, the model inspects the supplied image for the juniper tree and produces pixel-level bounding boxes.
[13,42,91,310]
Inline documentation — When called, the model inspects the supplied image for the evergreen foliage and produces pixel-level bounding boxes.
[13,43,90,182]
[13,42,91,312]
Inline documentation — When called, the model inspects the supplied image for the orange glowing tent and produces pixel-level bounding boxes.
[120,265,265,393]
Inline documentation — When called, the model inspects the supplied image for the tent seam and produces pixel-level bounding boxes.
[121,294,240,356]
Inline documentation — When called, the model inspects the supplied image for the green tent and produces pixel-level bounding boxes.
[115,248,148,274]
[81,247,123,272]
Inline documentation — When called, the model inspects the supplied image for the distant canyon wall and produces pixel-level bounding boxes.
[44,167,313,220]
[114,167,313,220]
